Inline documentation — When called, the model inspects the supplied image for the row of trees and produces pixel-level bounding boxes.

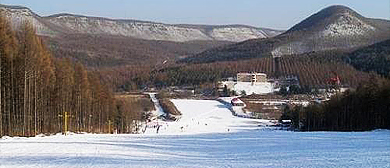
[104,49,380,92]
[281,77,390,131]
[114,94,154,133]
[0,15,145,137]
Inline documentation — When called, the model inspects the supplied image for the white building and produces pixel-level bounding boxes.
[237,72,267,83]
[219,72,274,95]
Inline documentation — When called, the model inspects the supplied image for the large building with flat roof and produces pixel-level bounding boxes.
[219,72,273,95]
[237,72,267,83]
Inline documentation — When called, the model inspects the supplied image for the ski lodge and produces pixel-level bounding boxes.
[237,72,267,83]
[218,72,274,95]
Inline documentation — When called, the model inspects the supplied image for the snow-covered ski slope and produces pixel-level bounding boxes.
[144,99,274,135]
[1,99,389,168]
[1,130,389,168]
[148,93,166,118]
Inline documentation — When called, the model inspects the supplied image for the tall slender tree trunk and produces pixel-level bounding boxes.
[28,75,31,136]
[8,55,13,136]
[23,71,27,136]
[0,53,2,137]
[10,54,15,136]
[34,72,37,136]
[78,93,81,132]
[30,76,33,136]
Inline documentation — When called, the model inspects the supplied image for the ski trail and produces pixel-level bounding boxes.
[144,99,275,135]
[148,93,166,118]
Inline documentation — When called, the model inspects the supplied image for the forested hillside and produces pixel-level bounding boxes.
[281,78,390,131]
[348,39,390,78]
[43,34,233,67]
[103,50,380,92]
[0,15,149,137]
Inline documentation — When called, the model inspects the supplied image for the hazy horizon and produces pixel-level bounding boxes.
[1,0,390,30]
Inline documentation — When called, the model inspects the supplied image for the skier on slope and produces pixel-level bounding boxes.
[156,125,161,134]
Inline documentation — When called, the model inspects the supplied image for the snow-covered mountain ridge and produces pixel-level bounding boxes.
[271,5,388,56]
[0,5,283,42]
[184,5,390,63]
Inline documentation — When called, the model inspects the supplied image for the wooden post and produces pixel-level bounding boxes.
[62,112,69,135]
[108,120,112,134]
[88,115,92,132]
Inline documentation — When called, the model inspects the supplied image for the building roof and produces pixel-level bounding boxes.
[237,72,267,76]
[231,98,244,104]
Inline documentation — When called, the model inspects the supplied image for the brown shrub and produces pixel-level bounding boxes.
[159,99,181,120]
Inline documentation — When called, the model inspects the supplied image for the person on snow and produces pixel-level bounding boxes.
[156,125,161,134]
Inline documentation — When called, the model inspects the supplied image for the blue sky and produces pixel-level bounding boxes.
[2,0,389,30]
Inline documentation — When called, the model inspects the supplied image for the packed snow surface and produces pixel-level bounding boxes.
[1,130,389,168]
[219,81,274,95]
[143,99,274,135]
[148,93,166,118]
[233,82,274,95]
[1,99,389,168]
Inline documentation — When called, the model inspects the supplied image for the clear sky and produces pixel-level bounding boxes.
[1,0,389,30]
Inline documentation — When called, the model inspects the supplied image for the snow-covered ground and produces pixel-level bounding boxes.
[234,82,274,95]
[1,130,389,168]
[1,99,389,168]
[220,81,274,95]
[148,93,166,119]
[144,99,273,135]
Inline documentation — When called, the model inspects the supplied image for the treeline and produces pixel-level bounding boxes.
[107,50,378,92]
[348,39,390,78]
[281,77,390,131]
[0,16,144,137]
[114,94,155,133]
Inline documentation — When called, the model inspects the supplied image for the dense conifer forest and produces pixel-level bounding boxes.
[348,39,390,78]
[280,77,390,131]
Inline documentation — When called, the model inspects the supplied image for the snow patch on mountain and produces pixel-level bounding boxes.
[47,16,213,42]
[210,27,267,41]
[272,13,378,56]
[322,15,376,37]
[47,15,278,42]
[0,6,56,36]
[1,5,283,42]
[271,41,313,56]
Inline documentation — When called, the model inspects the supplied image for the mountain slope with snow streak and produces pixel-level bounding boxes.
[0,5,283,42]
[183,5,390,63]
